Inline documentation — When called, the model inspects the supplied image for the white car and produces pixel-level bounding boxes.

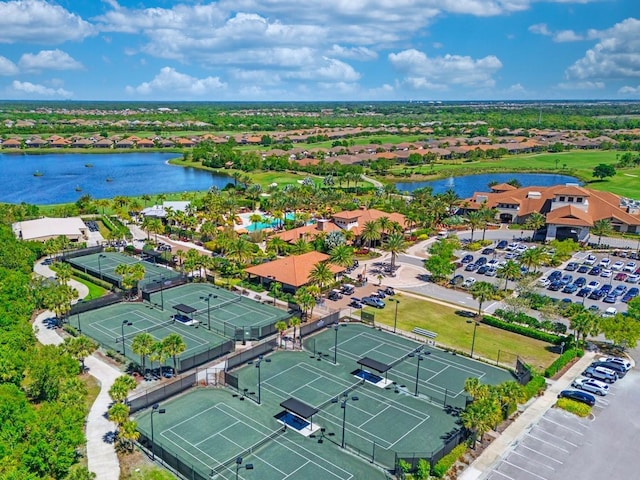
[584,254,597,265]
[572,377,610,396]
[539,277,552,287]
[587,281,601,290]
[599,356,632,371]
[463,277,477,288]
[624,262,637,272]
[599,258,611,267]
[516,244,528,253]
[626,274,640,284]
[611,261,625,271]
[602,307,617,318]
[600,269,612,278]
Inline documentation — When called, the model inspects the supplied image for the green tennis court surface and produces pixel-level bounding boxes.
[137,324,514,478]
[66,251,181,287]
[146,283,291,339]
[135,389,388,480]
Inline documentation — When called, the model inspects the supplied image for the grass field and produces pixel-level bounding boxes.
[357,293,557,371]
[71,275,108,299]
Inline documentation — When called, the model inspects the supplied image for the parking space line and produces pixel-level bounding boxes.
[501,460,550,480]
[490,470,515,480]
[524,433,570,452]
[520,444,564,465]
[509,450,556,471]
[540,416,585,435]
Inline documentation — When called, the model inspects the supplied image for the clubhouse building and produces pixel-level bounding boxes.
[463,183,640,242]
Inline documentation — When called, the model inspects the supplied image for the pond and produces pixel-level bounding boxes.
[395,173,582,198]
[0,152,233,204]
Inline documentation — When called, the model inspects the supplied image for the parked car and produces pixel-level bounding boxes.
[602,307,617,317]
[376,289,388,299]
[549,270,562,281]
[599,356,632,371]
[565,262,579,271]
[588,266,602,276]
[476,256,487,266]
[614,272,628,282]
[328,289,343,301]
[485,267,497,277]
[577,287,592,297]
[538,277,552,287]
[583,366,617,383]
[548,281,564,291]
[624,262,637,272]
[496,240,508,249]
[571,377,610,396]
[477,265,490,275]
[562,284,578,294]
[341,284,355,295]
[577,265,590,274]
[589,289,606,300]
[600,269,612,278]
[574,277,587,287]
[461,254,474,264]
[626,274,640,284]
[587,280,601,290]
[611,261,625,271]
[465,263,479,272]
[560,274,573,285]
[481,247,495,255]
[603,294,617,304]
[384,287,395,296]
[557,389,596,406]
[591,361,626,378]
[599,258,611,268]
[450,274,464,286]
[463,277,477,288]
[362,296,385,308]
[622,287,639,303]
[349,298,363,308]
[584,254,597,265]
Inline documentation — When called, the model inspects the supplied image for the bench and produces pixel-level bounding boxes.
[412,327,437,339]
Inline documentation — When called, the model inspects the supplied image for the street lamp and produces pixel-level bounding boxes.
[391,298,400,333]
[235,457,254,480]
[121,320,133,358]
[200,293,213,330]
[470,321,480,359]
[159,275,166,311]
[98,253,106,280]
[150,403,166,461]
[76,305,82,333]
[254,356,271,405]
[332,393,359,448]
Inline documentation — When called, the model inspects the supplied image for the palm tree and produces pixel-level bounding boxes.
[524,211,546,238]
[569,309,601,344]
[108,375,137,403]
[289,237,312,255]
[377,216,392,236]
[50,261,73,284]
[470,281,496,316]
[494,381,526,419]
[162,333,187,374]
[267,236,289,256]
[309,262,334,291]
[497,260,521,290]
[149,341,165,377]
[520,246,545,273]
[270,281,282,305]
[226,237,254,265]
[329,245,354,268]
[591,219,613,246]
[62,336,98,372]
[466,211,484,242]
[382,232,408,274]
[141,194,152,207]
[461,397,502,448]
[119,420,140,452]
[275,320,288,348]
[249,213,263,232]
[131,333,154,375]
[361,220,381,248]
[108,402,129,430]
[290,317,301,347]
[479,206,498,241]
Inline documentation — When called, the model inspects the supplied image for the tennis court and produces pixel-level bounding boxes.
[135,388,388,480]
[66,251,181,288]
[146,283,291,340]
[78,301,230,370]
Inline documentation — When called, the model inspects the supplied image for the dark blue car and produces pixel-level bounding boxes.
[558,389,596,406]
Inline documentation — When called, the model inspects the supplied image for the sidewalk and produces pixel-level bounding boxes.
[459,351,596,480]
[33,260,121,480]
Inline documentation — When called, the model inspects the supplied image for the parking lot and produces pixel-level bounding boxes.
[453,241,637,315]
[485,358,640,480]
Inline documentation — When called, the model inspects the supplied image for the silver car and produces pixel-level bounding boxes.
[572,377,609,396]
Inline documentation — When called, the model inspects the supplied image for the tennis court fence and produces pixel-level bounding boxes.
[140,275,189,298]
[178,339,235,372]
[128,371,198,414]
[61,245,104,260]
[69,291,125,316]
[137,431,209,480]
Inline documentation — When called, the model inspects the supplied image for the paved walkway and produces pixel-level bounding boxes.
[33,260,121,480]
[459,351,596,480]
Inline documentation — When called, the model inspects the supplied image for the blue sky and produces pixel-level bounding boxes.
[0,0,637,101]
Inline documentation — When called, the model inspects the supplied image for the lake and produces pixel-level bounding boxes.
[395,173,581,198]
[0,152,232,204]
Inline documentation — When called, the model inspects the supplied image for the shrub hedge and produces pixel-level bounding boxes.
[432,443,467,478]
[523,374,547,400]
[482,315,566,344]
[70,267,113,290]
[556,398,591,417]
[544,348,583,378]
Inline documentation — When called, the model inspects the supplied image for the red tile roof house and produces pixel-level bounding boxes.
[245,251,345,293]
[462,183,640,242]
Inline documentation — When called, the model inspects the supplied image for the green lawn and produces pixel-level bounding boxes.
[388,150,640,198]
[357,293,557,371]
[71,275,109,300]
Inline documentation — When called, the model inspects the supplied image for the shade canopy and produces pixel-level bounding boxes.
[357,357,391,373]
[279,398,319,419]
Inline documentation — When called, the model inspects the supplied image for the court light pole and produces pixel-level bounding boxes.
[150,403,166,461]
[98,253,106,280]
[391,299,400,333]
[235,457,254,480]
[333,324,346,365]
[470,321,480,359]
[332,393,359,448]
[255,356,271,405]
[408,350,425,397]
[200,293,213,330]
[121,320,133,358]
[76,305,82,333]
[159,275,166,311]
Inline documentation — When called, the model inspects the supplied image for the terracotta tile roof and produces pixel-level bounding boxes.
[553,186,591,197]
[491,183,517,192]
[245,251,344,287]
[273,222,341,243]
[546,205,594,227]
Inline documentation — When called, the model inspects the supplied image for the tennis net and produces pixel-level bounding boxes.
[122,319,175,340]
[315,378,366,412]
[212,295,242,310]
[209,427,285,477]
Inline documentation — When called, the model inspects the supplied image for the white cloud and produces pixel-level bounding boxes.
[125,67,227,97]
[0,0,95,44]
[389,48,502,89]
[529,23,584,42]
[566,18,640,81]
[529,23,552,36]
[0,56,19,76]
[18,49,83,72]
[287,57,360,82]
[557,81,605,90]
[11,80,72,98]
[328,45,378,61]
[618,85,640,95]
